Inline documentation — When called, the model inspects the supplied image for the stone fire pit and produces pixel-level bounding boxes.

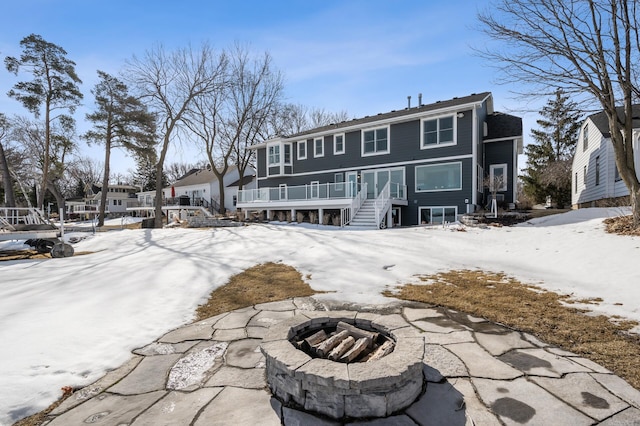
[260,312,426,420]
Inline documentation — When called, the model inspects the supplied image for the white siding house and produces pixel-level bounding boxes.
[572,108,640,208]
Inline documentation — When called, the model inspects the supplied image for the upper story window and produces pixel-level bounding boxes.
[334,134,345,154]
[362,126,389,156]
[421,115,455,148]
[268,145,280,165]
[583,124,589,151]
[595,156,600,186]
[297,140,307,160]
[314,137,324,158]
[284,144,291,165]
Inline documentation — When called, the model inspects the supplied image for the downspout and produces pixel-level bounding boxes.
[472,107,478,208]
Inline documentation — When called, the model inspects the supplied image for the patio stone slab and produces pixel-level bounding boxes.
[423,330,475,345]
[159,323,214,343]
[590,373,640,407]
[346,414,419,425]
[47,391,165,426]
[249,309,296,328]
[109,353,182,395]
[225,338,265,368]
[598,407,640,425]
[423,344,468,380]
[499,348,592,377]
[452,378,502,426]
[446,343,522,380]
[130,388,223,425]
[212,328,248,341]
[412,318,470,334]
[193,387,281,425]
[206,366,266,389]
[531,373,629,420]
[282,406,341,426]
[133,341,198,356]
[473,377,593,425]
[50,355,143,414]
[474,331,534,356]
[214,309,257,329]
[403,307,444,322]
[405,380,466,425]
[255,299,298,312]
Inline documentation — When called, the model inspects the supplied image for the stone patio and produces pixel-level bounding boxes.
[42,297,640,425]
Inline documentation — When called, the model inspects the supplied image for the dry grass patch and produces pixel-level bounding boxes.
[604,215,640,236]
[384,270,640,390]
[194,262,321,321]
[0,249,93,261]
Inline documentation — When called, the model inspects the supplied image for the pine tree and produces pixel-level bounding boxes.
[522,89,581,208]
[133,152,167,192]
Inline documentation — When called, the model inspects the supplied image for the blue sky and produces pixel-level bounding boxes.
[1,0,536,175]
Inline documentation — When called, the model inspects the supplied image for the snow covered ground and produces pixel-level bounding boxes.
[1,208,639,424]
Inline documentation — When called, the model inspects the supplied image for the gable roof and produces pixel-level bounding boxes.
[171,165,238,187]
[227,174,255,188]
[587,105,640,137]
[283,92,493,140]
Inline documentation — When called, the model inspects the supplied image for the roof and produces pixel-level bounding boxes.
[484,112,523,141]
[227,174,255,188]
[170,165,238,188]
[587,105,640,137]
[274,92,493,142]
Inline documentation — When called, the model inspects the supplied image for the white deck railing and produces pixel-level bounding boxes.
[238,182,365,204]
[373,182,392,229]
[0,207,50,227]
[340,183,368,227]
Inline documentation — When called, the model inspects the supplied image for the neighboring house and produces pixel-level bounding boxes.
[86,183,139,216]
[162,165,254,213]
[237,92,523,227]
[572,107,640,208]
[226,174,257,211]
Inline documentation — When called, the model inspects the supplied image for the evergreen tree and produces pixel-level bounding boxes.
[83,71,155,226]
[522,89,581,208]
[5,34,83,211]
[133,152,167,192]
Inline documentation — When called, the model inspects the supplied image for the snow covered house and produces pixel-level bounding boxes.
[162,165,255,213]
[571,107,640,208]
[237,92,523,227]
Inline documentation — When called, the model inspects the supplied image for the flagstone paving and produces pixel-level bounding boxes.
[44,297,640,425]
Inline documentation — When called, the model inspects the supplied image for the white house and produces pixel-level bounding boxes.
[86,183,139,216]
[572,107,640,208]
[162,166,255,213]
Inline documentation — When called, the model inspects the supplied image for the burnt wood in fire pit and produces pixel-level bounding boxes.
[293,321,395,363]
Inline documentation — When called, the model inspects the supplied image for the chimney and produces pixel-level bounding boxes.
[418,93,423,107]
[407,95,411,108]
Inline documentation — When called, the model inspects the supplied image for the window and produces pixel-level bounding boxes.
[489,164,508,192]
[415,162,462,192]
[334,173,344,192]
[314,137,324,158]
[575,172,578,193]
[268,145,280,165]
[595,156,600,186]
[334,134,345,154]
[583,124,589,151]
[297,140,307,160]
[419,206,457,225]
[584,165,587,187]
[615,164,622,182]
[284,143,291,165]
[421,116,455,148]
[362,126,389,156]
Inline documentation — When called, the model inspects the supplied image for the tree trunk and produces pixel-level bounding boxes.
[154,134,170,229]
[217,174,226,215]
[630,183,640,228]
[39,99,52,212]
[0,141,16,206]
[99,138,111,227]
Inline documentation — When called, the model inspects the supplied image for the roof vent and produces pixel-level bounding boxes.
[418,93,423,107]
[407,95,411,108]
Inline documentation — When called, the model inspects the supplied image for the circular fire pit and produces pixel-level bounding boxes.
[260,312,425,420]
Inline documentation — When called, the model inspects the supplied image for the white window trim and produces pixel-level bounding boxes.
[334,133,345,155]
[415,161,463,192]
[314,137,324,158]
[361,125,390,157]
[418,206,458,225]
[489,163,507,192]
[267,145,280,166]
[420,114,457,150]
[283,143,292,166]
[334,172,344,192]
[297,140,307,160]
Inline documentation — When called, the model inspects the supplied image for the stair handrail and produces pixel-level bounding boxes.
[340,182,367,227]
[373,182,391,229]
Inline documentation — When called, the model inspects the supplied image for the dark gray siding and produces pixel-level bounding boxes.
[401,158,474,225]
[257,149,266,178]
[484,140,515,204]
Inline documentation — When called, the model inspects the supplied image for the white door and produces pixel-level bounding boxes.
[310,181,319,199]
[346,172,358,197]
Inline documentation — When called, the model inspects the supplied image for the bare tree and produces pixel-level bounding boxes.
[478,0,640,226]
[228,46,284,192]
[124,43,222,227]
[164,161,202,184]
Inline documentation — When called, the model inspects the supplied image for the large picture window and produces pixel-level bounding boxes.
[419,206,457,225]
[415,162,462,192]
[421,116,454,148]
[268,145,280,165]
[362,126,389,156]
